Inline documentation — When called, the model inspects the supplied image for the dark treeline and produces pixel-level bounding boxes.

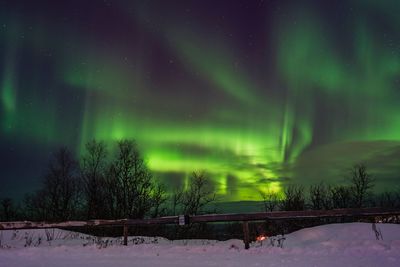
[1,140,400,222]
[0,139,215,222]
[260,164,400,212]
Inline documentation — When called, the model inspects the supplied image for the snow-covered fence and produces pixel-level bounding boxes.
[1,207,400,249]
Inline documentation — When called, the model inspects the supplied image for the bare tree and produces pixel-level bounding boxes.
[106,140,164,219]
[25,147,80,221]
[45,148,80,220]
[259,187,280,212]
[309,182,330,210]
[349,164,374,208]
[280,185,305,211]
[329,185,352,209]
[150,184,167,218]
[80,140,108,219]
[171,188,184,215]
[23,191,48,221]
[378,191,397,208]
[0,198,14,221]
[178,172,216,215]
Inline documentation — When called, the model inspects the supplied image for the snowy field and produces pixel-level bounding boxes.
[0,223,399,267]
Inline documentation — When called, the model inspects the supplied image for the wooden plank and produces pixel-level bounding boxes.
[0,220,90,230]
[125,216,179,225]
[189,208,400,223]
[0,216,179,230]
[1,208,400,230]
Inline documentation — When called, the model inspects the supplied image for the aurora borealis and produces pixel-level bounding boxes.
[1,0,400,201]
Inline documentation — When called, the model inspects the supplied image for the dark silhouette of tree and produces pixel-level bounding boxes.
[329,185,352,209]
[80,140,108,219]
[378,191,398,208]
[280,185,305,211]
[0,198,14,221]
[349,164,374,208]
[259,187,280,212]
[25,147,80,221]
[171,188,184,216]
[309,182,330,210]
[105,140,165,219]
[175,172,216,215]
[23,191,48,221]
[45,148,80,220]
[150,184,167,218]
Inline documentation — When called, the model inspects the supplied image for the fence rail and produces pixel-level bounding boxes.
[1,207,400,249]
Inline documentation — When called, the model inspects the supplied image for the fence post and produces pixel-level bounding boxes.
[123,224,128,246]
[243,221,250,249]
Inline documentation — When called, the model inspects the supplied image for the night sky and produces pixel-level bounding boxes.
[1,0,400,201]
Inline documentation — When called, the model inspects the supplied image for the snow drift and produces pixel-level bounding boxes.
[0,222,399,267]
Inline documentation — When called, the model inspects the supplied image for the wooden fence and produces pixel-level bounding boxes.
[1,207,400,249]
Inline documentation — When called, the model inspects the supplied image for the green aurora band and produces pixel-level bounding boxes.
[1,1,400,200]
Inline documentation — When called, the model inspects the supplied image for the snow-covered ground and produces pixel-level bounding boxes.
[0,223,399,267]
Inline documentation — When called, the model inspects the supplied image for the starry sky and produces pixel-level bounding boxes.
[1,0,400,201]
